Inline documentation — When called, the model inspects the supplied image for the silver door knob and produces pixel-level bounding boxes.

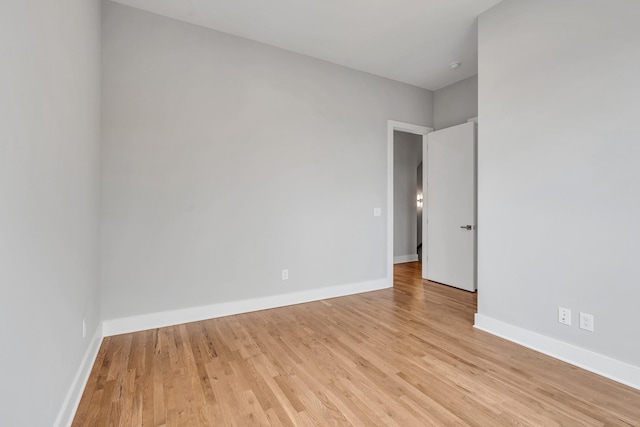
[460,225,473,230]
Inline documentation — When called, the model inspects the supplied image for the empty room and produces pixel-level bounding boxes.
[2,0,640,425]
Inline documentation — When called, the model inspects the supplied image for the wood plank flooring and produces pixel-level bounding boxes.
[73,262,640,426]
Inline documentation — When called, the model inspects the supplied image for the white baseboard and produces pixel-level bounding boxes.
[103,278,390,337]
[393,254,419,264]
[54,327,103,427]
[474,313,640,391]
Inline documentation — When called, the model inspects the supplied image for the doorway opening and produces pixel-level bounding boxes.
[387,119,478,294]
[392,130,423,265]
[386,121,432,286]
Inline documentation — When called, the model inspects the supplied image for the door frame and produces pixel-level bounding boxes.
[387,120,433,286]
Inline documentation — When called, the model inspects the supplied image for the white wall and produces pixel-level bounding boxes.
[433,75,478,130]
[0,0,101,425]
[101,2,433,321]
[393,131,422,261]
[478,0,640,368]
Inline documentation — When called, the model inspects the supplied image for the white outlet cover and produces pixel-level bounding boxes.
[373,208,382,217]
[579,312,594,332]
[558,307,571,326]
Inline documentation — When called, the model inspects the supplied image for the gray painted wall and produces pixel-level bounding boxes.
[0,0,101,425]
[433,75,478,130]
[478,0,640,367]
[101,2,433,320]
[393,131,422,259]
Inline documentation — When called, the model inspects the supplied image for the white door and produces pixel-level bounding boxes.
[426,122,476,292]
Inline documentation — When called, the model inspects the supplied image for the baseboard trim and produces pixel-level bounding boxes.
[474,313,640,391]
[103,278,390,337]
[393,254,419,264]
[54,327,103,427]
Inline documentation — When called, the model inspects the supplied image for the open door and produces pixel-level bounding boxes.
[426,122,476,292]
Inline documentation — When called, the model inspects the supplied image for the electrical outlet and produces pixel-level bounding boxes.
[558,307,571,326]
[282,269,288,280]
[373,207,382,217]
[579,312,594,332]
[82,318,86,339]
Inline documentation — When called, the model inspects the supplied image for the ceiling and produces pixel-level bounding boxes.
[111,0,502,91]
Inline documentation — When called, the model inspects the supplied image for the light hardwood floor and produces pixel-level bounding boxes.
[73,262,640,426]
